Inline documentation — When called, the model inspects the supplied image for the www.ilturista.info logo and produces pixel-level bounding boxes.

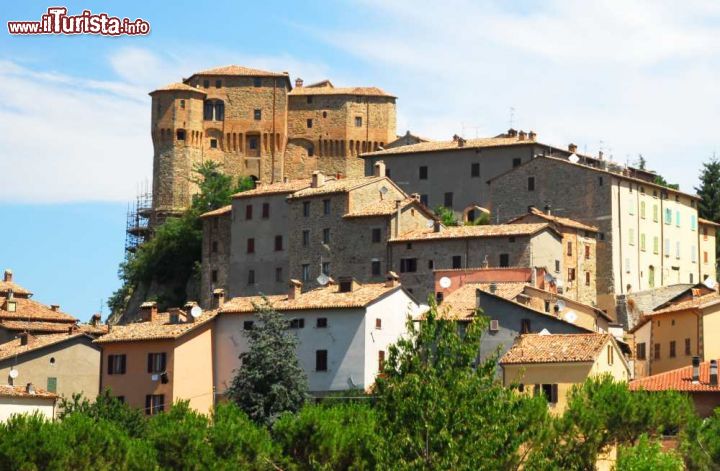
[7,7,150,36]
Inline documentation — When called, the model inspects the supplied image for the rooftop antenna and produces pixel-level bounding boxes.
[509,106,516,129]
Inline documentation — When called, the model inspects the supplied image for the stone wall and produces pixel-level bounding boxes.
[200,211,232,308]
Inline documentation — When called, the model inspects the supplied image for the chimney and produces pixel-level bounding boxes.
[90,313,101,327]
[26,383,35,395]
[338,277,359,293]
[568,143,578,153]
[283,176,289,183]
[19,332,32,346]
[598,151,604,160]
[711,359,718,386]
[295,78,303,88]
[385,271,400,288]
[528,131,537,141]
[3,269,12,283]
[507,128,518,137]
[139,301,158,323]
[410,193,421,202]
[311,171,325,188]
[433,221,442,233]
[373,161,386,177]
[184,302,198,322]
[543,204,552,216]
[452,134,460,142]
[213,288,225,309]
[692,356,700,383]
[457,137,466,147]
[50,305,60,312]
[518,130,527,141]
[489,283,497,294]
[288,279,302,300]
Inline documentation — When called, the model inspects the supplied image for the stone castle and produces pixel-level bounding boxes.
[148,65,396,224]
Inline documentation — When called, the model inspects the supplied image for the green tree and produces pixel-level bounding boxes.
[680,408,720,470]
[434,205,458,226]
[145,401,212,469]
[653,174,680,190]
[636,154,647,170]
[226,299,309,426]
[59,391,148,438]
[696,157,720,264]
[617,434,684,470]
[372,298,549,469]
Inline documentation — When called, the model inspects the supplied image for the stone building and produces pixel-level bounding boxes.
[146,66,396,226]
[508,207,598,305]
[488,155,714,319]
[199,205,232,308]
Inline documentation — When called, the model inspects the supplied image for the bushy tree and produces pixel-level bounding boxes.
[59,391,147,438]
[227,300,309,425]
[680,408,720,470]
[617,434,684,470]
[434,205,458,226]
[145,401,212,469]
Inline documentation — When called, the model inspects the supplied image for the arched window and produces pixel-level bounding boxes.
[203,100,224,121]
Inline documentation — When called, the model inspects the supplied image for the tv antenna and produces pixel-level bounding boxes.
[509,107,516,129]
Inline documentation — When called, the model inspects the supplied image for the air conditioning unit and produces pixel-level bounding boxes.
[489,319,500,332]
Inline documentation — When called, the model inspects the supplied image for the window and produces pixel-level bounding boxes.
[598,177,604,186]
[629,199,635,215]
[253,77,262,87]
[254,109,262,120]
[527,177,535,191]
[210,138,218,149]
[262,203,270,219]
[378,350,386,371]
[629,228,635,245]
[115,396,125,404]
[536,384,559,404]
[290,318,305,329]
[419,166,428,180]
[584,245,591,260]
[371,260,381,276]
[179,99,185,109]
[636,343,646,360]
[452,255,462,269]
[664,208,672,225]
[640,233,646,251]
[685,338,691,355]
[212,241,218,253]
[444,192,453,208]
[323,199,331,215]
[247,238,255,253]
[215,79,221,88]
[555,260,560,273]
[355,116,362,127]
[521,319,531,334]
[243,321,254,330]
[400,258,417,273]
[499,253,509,267]
[211,270,218,283]
[372,228,382,243]
[274,235,283,251]
[316,350,328,371]
[275,267,283,282]
[303,201,310,217]
[203,100,224,121]
[307,96,313,104]
[245,205,253,220]
[676,242,681,259]
[302,264,310,281]
[509,236,516,243]
[385,168,391,178]
[322,262,330,276]
[147,353,167,374]
[607,345,614,365]
[653,205,658,222]
[691,215,697,231]
[302,230,310,247]
[308,146,315,158]
[567,242,573,256]
[145,395,165,415]
[203,79,209,88]
[512,158,522,168]
[654,343,660,359]
[322,228,330,244]
[248,269,255,285]
[176,129,186,141]
[428,260,434,269]
[640,201,646,219]
[704,251,709,264]
[653,237,659,254]
[692,246,697,263]
[316,317,328,328]
[585,272,591,286]
[248,136,258,150]
[471,163,480,177]
[568,268,576,282]
[420,194,429,206]
[375,318,382,330]
[306,118,313,128]
[676,210,680,227]
[669,341,676,358]
[107,354,126,375]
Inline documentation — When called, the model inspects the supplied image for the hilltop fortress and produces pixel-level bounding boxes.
[148,65,396,225]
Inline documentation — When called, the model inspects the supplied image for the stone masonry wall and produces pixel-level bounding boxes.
[200,211,232,308]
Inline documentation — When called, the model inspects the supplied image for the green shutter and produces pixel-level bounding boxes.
[47,377,57,393]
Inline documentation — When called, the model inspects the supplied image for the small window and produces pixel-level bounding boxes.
[420,194,429,206]
[371,260,381,276]
[499,253,509,267]
[212,241,218,253]
[568,268,576,281]
[303,201,310,217]
[145,394,165,415]
[262,203,270,219]
[509,236,516,243]
[654,343,660,359]
[555,260,560,273]
[215,79,221,88]
[584,245,590,259]
[636,343,646,360]
[452,255,462,269]
[254,109,262,120]
[322,262,330,276]
[538,384,558,404]
[322,110,327,118]
[248,269,255,285]
[376,318,382,330]
[385,168,391,178]
[378,350,386,371]
[248,136,258,150]
[607,345,614,365]
[512,158,522,168]
[307,96,313,104]
[406,242,413,250]
[302,230,310,247]
[585,272,591,286]
[567,242,573,256]
[107,354,127,375]
[317,318,328,328]
[355,116,362,127]
[400,258,417,273]
[275,267,283,282]
[428,260,434,270]
[444,192,453,208]
[471,163,480,177]
[247,238,255,253]
[598,177,604,186]
[147,353,167,374]
[307,118,313,128]
[419,166,428,180]
[669,341,676,358]
[372,228,382,243]
[302,264,310,281]
[176,129,186,141]
[521,319,531,334]
[685,338,691,355]
[243,320,254,330]
[323,199,331,215]
[179,99,185,109]
[274,235,283,251]
[322,228,330,244]
[253,77,262,87]
[528,177,535,191]
[211,270,218,283]
[203,79,210,88]
[245,205,253,220]
[290,318,305,329]
[210,139,218,149]
[316,350,328,371]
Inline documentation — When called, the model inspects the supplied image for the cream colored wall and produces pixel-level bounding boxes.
[648,310,699,375]
[590,340,630,382]
[172,324,215,414]
[702,306,720,361]
[0,338,100,401]
[529,229,564,276]
[502,362,593,413]
[0,397,55,422]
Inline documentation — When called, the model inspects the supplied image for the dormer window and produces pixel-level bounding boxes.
[6,300,16,312]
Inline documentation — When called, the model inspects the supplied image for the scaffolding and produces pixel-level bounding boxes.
[125,181,153,253]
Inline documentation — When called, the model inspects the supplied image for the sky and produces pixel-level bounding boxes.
[1,0,719,319]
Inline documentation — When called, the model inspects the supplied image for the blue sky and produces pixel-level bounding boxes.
[1,1,719,319]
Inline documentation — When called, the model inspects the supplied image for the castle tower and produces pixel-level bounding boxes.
[284,79,396,179]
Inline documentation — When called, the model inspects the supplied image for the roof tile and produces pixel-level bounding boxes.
[500,333,613,364]
[630,362,720,392]
[389,223,552,242]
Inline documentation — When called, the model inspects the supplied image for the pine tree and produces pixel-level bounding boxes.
[695,157,720,262]
[226,300,309,426]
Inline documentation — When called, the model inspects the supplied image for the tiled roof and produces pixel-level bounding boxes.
[362,136,532,157]
[0,281,32,297]
[0,332,90,361]
[0,384,56,399]
[0,297,77,323]
[0,320,106,335]
[232,179,311,199]
[94,310,216,344]
[221,283,402,313]
[645,293,720,316]
[522,285,612,321]
[149,82,206,95]
[199,205,231,218]
[289,86,394,98]
[630,362,720,392]
[508,208,598,232]
[288,176,387,199]
[699,218,720,227]
[500,333,613,364]
[343,197,417,218]
[389,223,552,242]
[191,65,289,77]
[440,282,528,319]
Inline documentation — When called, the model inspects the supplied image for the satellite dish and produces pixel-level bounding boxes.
[539,328,550,335]
[555,278,564,288]
[556,300,566,311]
[316,273,330,286]
[564,311,578,324]
[568,154,580,164]
[8,369,18,379]
[703,276,717,289]
[439,277,452,289]
[190,305,202,319]
[379,186,389,194]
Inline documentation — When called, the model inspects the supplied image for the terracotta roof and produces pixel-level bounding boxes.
[0,297,77,323]
[0,281,32,297]
[288,176,388,199]
[221,282,403,313]
[0,384,57,400]
[343,197,433,219]
[630,361,720,392]
[440,282,528,319]
[94,310,216,344]
[199,205,231,218]
[500,333,613,364]
[362,136,533,157]
[522,285,612,321]
[0,332,91,361]
[699,218,720,227]
[191,65,289,78]
[232,179,311,199]
[389,223,553,242]
[289,86,394,98]
[645,293,720,316]
[508,208,598,232]
[149,82,206,95]
[0,320,103,335]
